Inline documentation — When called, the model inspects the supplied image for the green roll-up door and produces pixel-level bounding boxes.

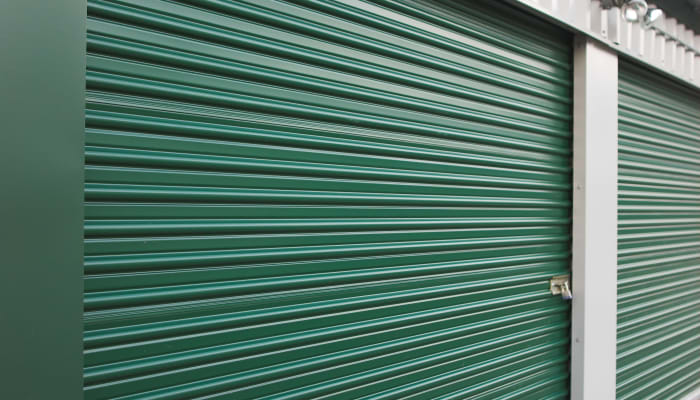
[84,0,573,398]
[617,61,700,399]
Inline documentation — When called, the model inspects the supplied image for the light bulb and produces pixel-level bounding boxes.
[642,8,663,29]
[621,0,648,23]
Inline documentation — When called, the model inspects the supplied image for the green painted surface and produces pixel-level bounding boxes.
[84,0,572,398]
[617,61,700,399]
[0,1,85,399]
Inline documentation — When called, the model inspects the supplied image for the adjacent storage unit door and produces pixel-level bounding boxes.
[84,0,573,398]
[617,61,700,399]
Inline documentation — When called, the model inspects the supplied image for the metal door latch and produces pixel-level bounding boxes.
[550,275,572,300]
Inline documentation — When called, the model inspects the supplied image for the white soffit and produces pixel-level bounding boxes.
[509,0,700,90]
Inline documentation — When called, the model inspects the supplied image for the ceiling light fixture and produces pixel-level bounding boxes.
[621,0,649,23]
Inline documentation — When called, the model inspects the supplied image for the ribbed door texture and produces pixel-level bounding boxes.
[84,0,573,398]
[617,61,700,399]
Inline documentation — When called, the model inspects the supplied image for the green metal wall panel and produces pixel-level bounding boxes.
[84,0,573,398]
[617,61,700,399]
[1,1,85,398]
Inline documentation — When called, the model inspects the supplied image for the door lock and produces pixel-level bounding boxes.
[550,275,572,300]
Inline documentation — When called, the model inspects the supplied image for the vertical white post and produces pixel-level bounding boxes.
[571,36,618,400]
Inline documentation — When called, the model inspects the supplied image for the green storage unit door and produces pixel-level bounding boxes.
[84,0,573,398]
[617,61,700,399]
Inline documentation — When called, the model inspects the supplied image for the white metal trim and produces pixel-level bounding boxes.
[507,0,700,90]
[571,36,619,400]
[682,386,700,400]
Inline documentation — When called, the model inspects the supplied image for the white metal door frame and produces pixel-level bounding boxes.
[571,35,619,400]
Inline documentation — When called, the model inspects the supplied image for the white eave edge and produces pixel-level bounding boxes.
[507,0,700,91]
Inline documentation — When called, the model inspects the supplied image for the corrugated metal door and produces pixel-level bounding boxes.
[617,61,700,399]
[84,0,573,398]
